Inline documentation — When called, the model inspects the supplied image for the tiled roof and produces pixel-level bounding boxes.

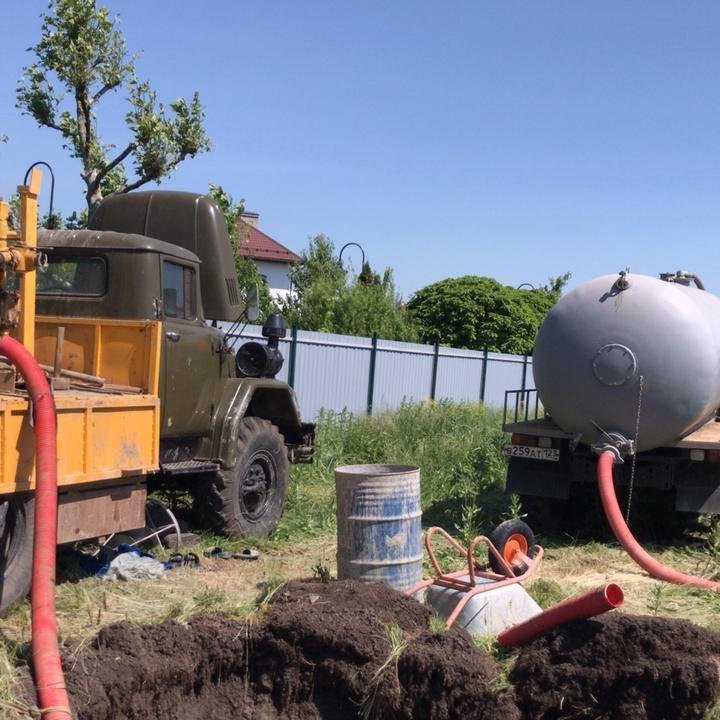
[235,220,301,264]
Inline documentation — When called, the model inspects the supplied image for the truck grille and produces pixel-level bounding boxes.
[225,277,240,305]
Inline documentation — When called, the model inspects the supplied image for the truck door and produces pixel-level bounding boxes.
[161,259,216,437]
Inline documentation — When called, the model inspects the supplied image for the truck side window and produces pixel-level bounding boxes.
[33,256,107,296]
[162,261,196,320]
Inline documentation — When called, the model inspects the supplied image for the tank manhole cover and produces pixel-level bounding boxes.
[592,343,637,386]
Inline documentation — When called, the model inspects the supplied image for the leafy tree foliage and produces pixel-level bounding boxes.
[16,0,210,214]
[407,275,570,354]
[279,235,417,340]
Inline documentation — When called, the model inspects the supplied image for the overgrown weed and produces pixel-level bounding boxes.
[277,402,509,544]
[361,623,407,720]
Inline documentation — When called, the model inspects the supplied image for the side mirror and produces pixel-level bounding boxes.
[247,284,260,322]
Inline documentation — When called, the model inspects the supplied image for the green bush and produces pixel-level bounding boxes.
[275,401,509,542]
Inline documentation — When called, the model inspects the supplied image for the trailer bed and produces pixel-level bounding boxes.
[503,415,720,449]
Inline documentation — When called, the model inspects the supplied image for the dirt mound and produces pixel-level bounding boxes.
[63,579,518,720]
[510,612,720,720]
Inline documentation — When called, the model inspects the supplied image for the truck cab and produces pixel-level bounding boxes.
[37,191,314,537]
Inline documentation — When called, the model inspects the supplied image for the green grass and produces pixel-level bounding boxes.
[275,401,510,544]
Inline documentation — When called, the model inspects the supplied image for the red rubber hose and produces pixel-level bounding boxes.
[497,583,624,647]
[0,336,71,718]
[597,449,720,592]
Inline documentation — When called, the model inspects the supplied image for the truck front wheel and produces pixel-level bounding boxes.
[202,418,290,538]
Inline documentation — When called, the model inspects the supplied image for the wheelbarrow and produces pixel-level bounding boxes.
[407,519,544,634]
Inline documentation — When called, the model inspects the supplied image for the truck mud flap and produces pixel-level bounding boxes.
[676,481,720,513]
[506,459,571,499]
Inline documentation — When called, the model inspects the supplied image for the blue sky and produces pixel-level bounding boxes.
[2,1,720,296]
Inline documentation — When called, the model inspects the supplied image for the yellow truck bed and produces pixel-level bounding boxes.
[13,315,163,490]
[0,389,159,494]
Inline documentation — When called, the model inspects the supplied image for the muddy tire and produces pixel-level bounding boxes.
[200,418,289,538]
[488,519,536,576]
[0,494,33,615]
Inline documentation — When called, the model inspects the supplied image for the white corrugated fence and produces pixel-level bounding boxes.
[219,323,532,420]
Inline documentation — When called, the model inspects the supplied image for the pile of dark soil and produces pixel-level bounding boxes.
[23,580,720,719]
[61,579,518,720]
[510,612,720,720]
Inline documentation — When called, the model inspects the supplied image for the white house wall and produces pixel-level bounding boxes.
[254,259,295,301]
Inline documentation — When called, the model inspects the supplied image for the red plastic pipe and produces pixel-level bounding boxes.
[497,583,624,647]
[0,336,72,718]
[597,449,720,592]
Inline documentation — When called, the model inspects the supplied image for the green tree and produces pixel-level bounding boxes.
[280,235,347,332]
[407,275,569,354]
[337,268,418,341]
[279,235,417,339]
[16,0,210,215]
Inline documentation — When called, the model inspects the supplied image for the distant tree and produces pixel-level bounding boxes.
[279,235,417,339]
[407,275,570,354]
[65,210,88,229]
[337,268,418,341]
[541,272,572,295]
[279,235,347,332]
[16,0,210,215]
[358,260,381,286]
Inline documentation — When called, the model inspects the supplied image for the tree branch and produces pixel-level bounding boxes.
[96,142,134,184]
[91,80,120,106]
[118,174,155,195]
[118,150,187,195]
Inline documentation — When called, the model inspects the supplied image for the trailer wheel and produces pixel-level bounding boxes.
[200,417,289,538]
[488,519,536,576]
[0,494,33,615]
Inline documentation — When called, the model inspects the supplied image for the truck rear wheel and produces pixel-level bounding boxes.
[201,418,289,538]
[0,494,33,614]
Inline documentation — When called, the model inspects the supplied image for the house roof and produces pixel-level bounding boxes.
[236,220,301,264]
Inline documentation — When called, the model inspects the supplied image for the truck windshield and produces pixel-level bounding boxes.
[36,256,107,296]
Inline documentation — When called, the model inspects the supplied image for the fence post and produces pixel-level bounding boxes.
[430,341,440,401]
[287,325,298,388]
[480,349,489,403]
[367,332,378,415]
[521,354,528,392]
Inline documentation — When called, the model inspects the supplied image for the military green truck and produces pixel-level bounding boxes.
[39,190,314,539]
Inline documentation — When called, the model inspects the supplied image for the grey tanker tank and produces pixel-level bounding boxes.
[532,272,720,453]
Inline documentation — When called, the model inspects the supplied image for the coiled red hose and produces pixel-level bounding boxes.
[497,583,624,647]
[0,336,71,718]
[597,449,720,592]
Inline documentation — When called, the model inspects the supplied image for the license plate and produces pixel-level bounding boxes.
[503,445,559,462]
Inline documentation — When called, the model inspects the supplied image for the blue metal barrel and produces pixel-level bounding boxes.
[335,464,422,593]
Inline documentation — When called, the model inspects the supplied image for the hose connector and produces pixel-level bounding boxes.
[591,432,635,463]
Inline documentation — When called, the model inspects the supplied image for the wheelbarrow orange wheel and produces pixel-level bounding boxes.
[488,519,536,576]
